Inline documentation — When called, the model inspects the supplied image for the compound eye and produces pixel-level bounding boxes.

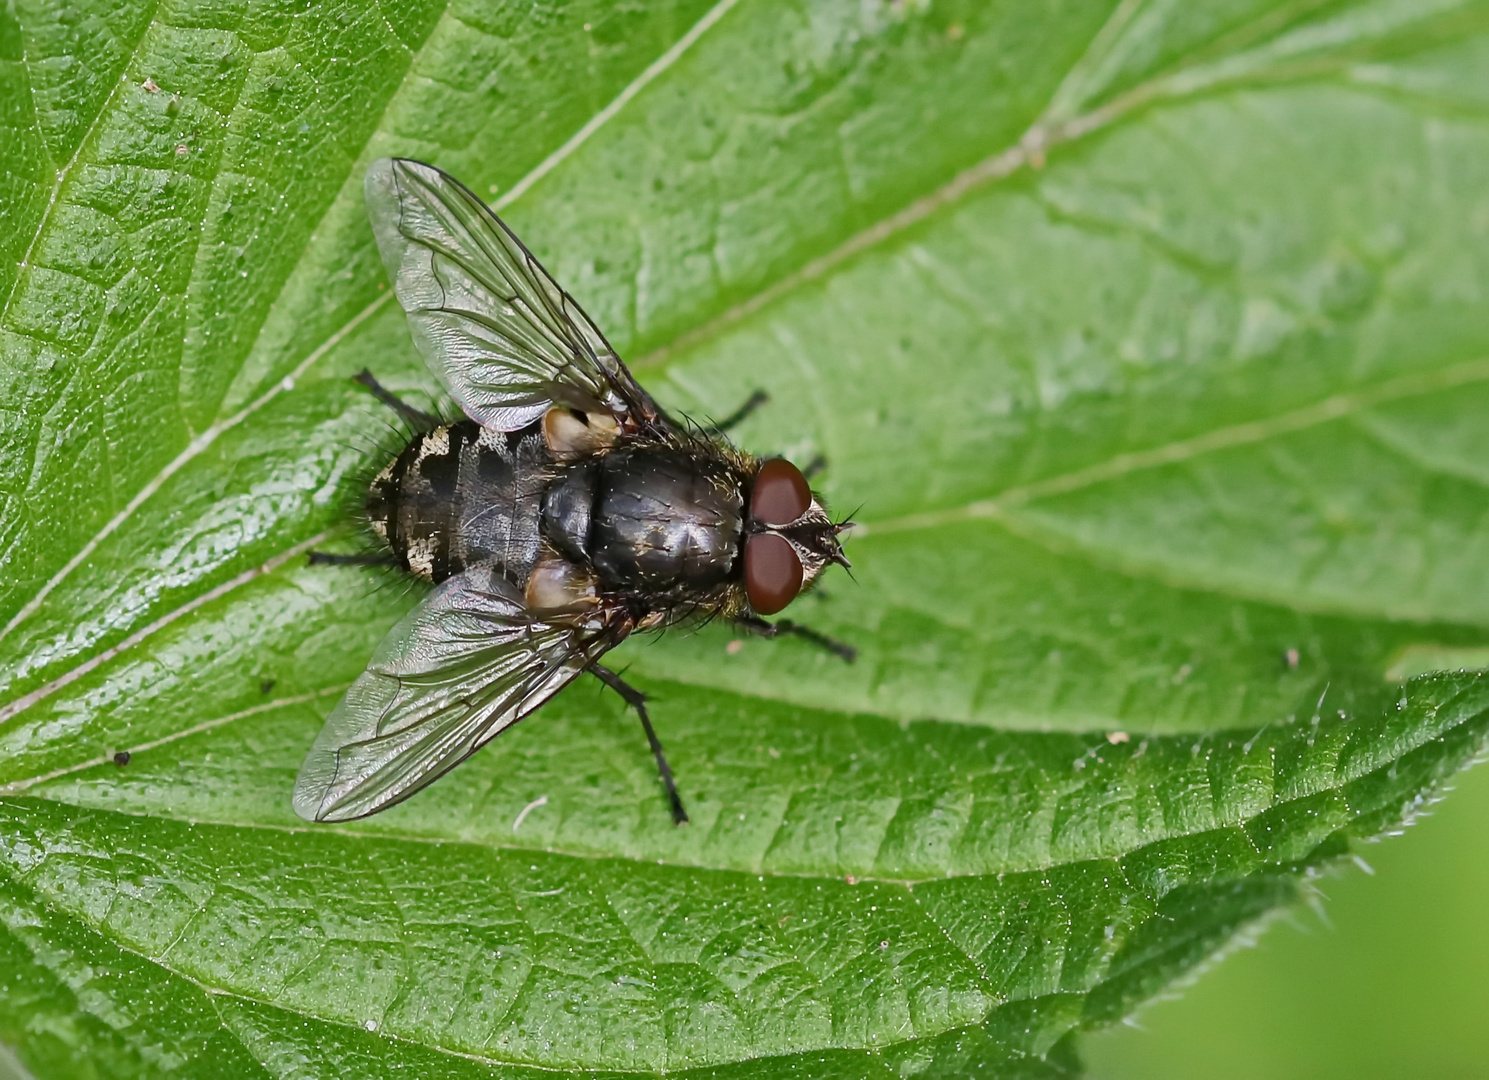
[745,534,804,615]
[751,458,811,525]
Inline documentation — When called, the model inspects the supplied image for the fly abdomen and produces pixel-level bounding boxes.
[367,419,549,584]
[539,458,599,566]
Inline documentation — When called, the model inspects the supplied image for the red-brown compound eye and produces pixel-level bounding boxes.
[751,458,811,525]
[744,533,804,615]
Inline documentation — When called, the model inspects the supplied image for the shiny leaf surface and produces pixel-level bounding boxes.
[2,0,1489,1075]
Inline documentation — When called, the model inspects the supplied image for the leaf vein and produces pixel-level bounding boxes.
[1,4,164,323]
[862,354,1489,535]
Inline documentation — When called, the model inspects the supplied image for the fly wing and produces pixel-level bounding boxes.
[364,157,664,432]
[294,565,624,823]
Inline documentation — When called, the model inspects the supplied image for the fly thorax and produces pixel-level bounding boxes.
[586,447,743,591]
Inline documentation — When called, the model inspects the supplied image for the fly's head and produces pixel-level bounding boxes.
[743,457,852,616]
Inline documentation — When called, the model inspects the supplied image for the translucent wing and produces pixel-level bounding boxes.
[365,157,663,432]
[293,565,623,822]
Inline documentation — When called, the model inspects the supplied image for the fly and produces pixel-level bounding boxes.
[294,158,854,826]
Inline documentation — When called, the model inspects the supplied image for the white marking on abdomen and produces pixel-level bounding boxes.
[405,534,436,580]
[417,426,451,461]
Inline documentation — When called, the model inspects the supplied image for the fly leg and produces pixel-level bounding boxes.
[705,391,831,480]
[353,368,441,431]
[706,389,769,435]
[307,551,398,568]
[589,663,689,825]
[733,614,856,663]
[311,370,432,568]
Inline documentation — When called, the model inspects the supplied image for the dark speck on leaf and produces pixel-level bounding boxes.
[260,679,276,695]
[114,751,131,767]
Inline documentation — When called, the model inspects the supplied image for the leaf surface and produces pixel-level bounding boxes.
[2,0,1489,1075]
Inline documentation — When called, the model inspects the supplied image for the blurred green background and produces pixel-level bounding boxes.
[1087,758,1489,1079]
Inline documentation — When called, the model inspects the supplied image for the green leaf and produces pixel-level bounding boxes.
[3,0,1489,1076]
